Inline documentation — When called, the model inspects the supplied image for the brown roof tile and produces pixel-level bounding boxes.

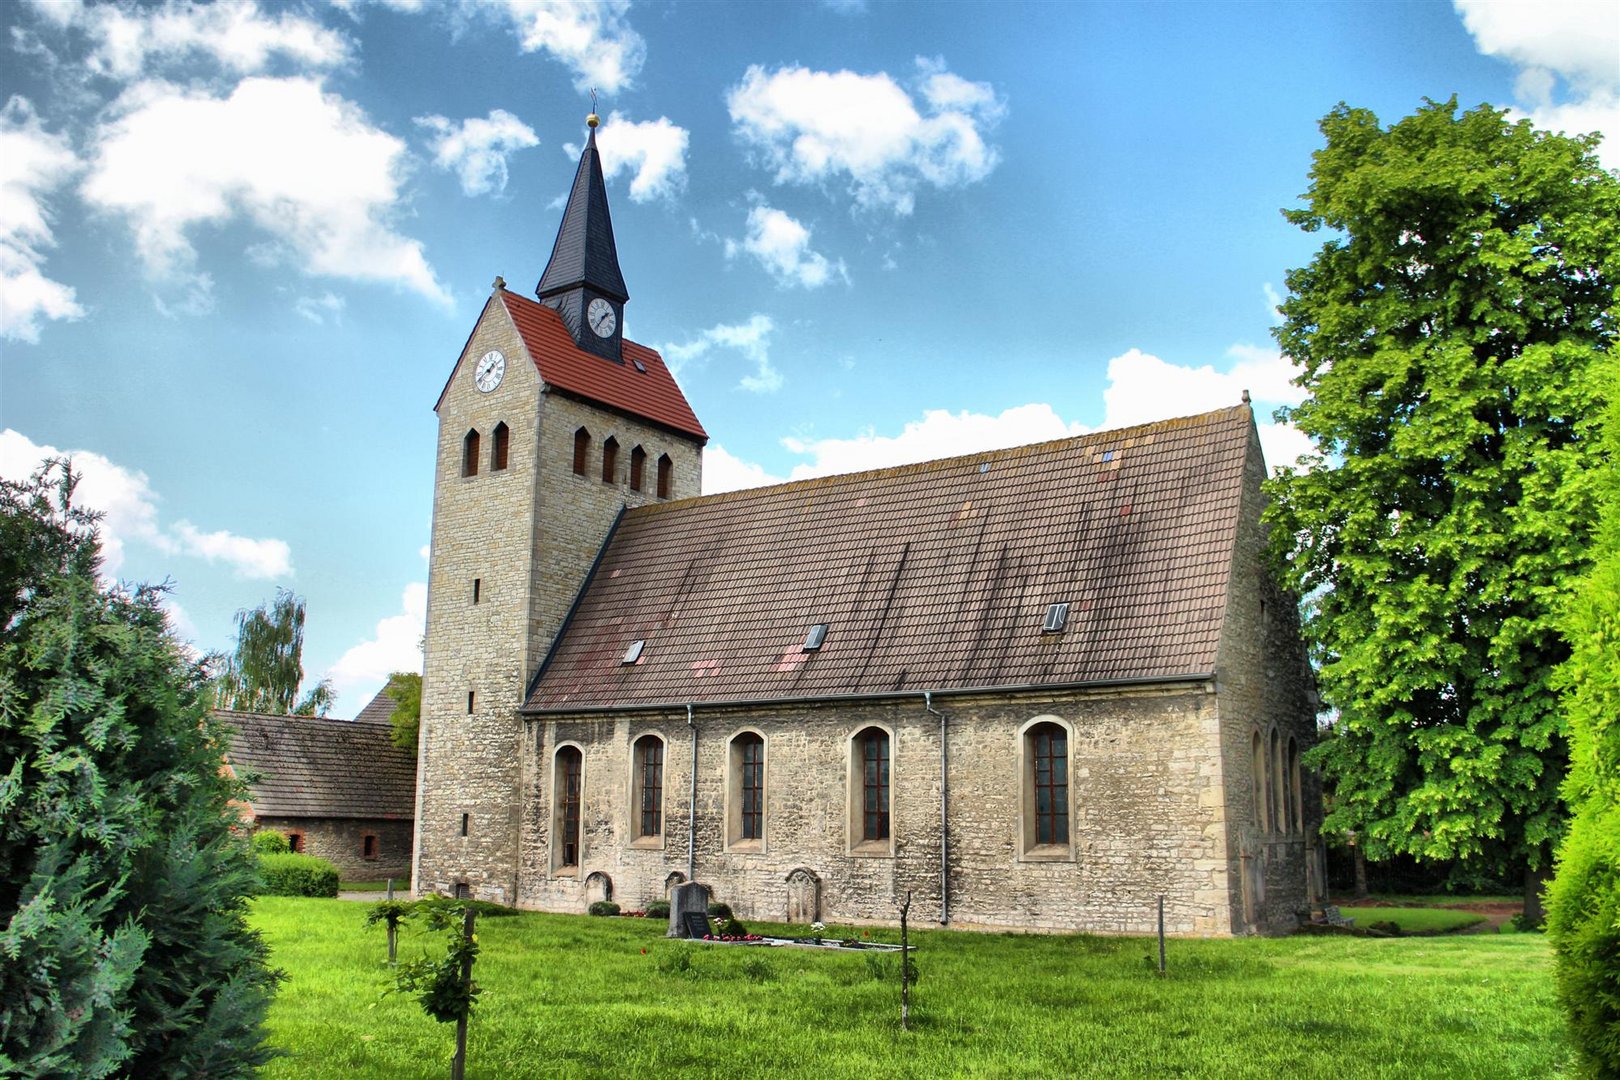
[221,711,417,819]
[525,405,1254,711]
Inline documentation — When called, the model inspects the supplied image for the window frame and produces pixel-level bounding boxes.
[573,427,591,476]
[490,421,509,471]
[553,744,585,873]
[848,726,894,856]
[1017,716,1075,861]
[462,428,480,477]
[601,436,619,484]
[656,453,673,499]
[629,445,646,492]
[630,733,666,847]
[725,729,767,852]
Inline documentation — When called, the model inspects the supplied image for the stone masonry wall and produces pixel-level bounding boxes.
[514,682,1235,936]
[415,290,704,903]
[1213,419,1323,934]
[258,816,413,881]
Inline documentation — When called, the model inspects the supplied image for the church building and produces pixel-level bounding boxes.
[412,113,1322,936]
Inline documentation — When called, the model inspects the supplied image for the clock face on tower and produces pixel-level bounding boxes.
[474,349,505,392]
[587,297,617,338]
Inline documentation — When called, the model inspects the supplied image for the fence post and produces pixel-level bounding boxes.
[898,890,913,1031]
[1157,894,1166,976]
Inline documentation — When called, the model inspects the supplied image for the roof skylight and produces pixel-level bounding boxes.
[1042,603,1070,633]
[623,639,645,664]
[803,623,828,651]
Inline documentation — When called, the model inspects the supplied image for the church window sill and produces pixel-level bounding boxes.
[726,839,765,855]
[1018,843,1075,863]
[849,839,894,858]
[629,835,664,851]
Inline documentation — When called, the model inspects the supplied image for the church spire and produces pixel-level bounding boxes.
[536,111,629,361]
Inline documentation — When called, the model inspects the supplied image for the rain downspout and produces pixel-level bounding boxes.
[925,691,949,925]
[686,703,697,882]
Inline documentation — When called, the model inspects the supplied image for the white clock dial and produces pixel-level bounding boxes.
[587,297,617,338]
[474,349,505,392]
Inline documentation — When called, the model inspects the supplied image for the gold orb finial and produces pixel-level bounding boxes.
[587,112,600,128]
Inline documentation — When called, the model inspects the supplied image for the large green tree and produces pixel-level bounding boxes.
[1265,99,1620,913]
[0,462,278,1075]
[1546,375,1620,1076]
[215,588,334,716]
[385,671,422,756]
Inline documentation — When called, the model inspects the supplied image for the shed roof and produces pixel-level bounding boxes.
[526,404,1255,712]
[221,711,417,820]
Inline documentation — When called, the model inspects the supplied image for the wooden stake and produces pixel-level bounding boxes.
[898,890,913,1032]
[451,907,476,1080]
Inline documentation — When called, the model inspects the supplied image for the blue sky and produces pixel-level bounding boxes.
[2,0,1615,714]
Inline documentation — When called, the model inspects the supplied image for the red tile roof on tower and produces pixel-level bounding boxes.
[502,291,706,442]
[525,404,1255,712]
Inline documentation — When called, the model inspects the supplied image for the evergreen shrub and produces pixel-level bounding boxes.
[588,901,621,917]
[645,900,671,919]
[258,853,340,897]
[251,830,290,856]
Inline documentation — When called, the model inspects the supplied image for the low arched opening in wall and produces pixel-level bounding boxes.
[584,870,614,904]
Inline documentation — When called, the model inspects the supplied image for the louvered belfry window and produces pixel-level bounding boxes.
[559,747,582,866]
[738,734,764,840]
[861,729,891,841]
[1030,723,1069,845]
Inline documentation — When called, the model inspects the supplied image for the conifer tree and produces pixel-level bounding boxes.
[0,462,278,1076]
[1265,99,1620,914]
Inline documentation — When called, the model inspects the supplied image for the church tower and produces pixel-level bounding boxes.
[413,112,707,903]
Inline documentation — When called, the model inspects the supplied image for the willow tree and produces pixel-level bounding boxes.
[215,588,334,716]
[1265,99,1619,914]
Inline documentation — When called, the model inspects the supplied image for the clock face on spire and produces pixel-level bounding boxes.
[587,297,617,338]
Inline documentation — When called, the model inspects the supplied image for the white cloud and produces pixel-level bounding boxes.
[567,112,688,203]
[31,0,351,81]
[725,202,847,289]
[0,428,293,579]
[1454,0,1618,168]
[417,108,539,196]
[727,57,1005,215]
[1262,282,1284,325]
[293,290,345,325]
[1101,344,1311,470]
[483,0,645,93]
[0,97,85,343]
[702,443,786,494]
[325,581,426,706]
[663,314,780,393]
[709,344,1314,491]
[81,76,449,309]
[780,403,1089,482]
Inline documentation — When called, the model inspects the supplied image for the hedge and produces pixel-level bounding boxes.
[258,852,340,897]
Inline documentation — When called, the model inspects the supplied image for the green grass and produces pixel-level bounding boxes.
[252,898,1568,1079]
[1336,906,1486,935]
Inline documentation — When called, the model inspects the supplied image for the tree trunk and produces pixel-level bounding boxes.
[1523,862,1551,928]
[451,908,475,1080]
[1353,846,1369,900]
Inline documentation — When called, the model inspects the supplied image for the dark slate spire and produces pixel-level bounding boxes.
[536,116,628,304]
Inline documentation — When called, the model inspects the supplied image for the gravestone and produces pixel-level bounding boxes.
[668,881,711,938]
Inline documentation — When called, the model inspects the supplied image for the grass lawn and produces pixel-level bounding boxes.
[1334,906,1487,935]
[251,898,1568,1079]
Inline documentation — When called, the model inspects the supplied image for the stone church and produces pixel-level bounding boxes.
[412,114,1322,936]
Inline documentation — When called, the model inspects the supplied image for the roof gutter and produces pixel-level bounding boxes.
[521,671,1216,717]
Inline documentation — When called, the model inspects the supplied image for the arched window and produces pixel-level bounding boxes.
[573,427,590,476]
[462,429,480,477]
[728,731,765,848]
[555,746,583,869]
[1027,722,1069,848]
[629,445,646,492]
[1270,728,1283,835]
[1288,736,1303,834]
[1252,732,1267,830]
[853,727,891,846]
[657,453,673,499]
[633,735,664,841]
[491,421,509,471]
[601,436,618,484]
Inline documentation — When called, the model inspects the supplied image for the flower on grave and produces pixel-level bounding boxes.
[811,921,825,935]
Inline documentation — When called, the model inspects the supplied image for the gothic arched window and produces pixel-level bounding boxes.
[491,421,509,471]
[629,445,646,492]
[601,437,618,484]
[462,429,480,477]
[573,427,590,476]
[656,453,673,499]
